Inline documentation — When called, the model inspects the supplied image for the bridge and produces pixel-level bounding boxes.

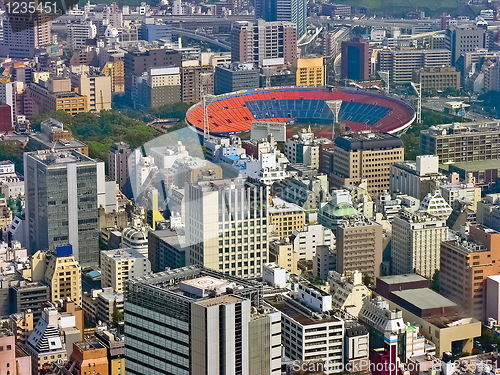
[171,28,231,50]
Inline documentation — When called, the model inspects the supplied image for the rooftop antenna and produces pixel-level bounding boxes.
[326,100,342,140]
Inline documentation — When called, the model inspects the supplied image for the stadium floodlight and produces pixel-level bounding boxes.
[410,82,422,124]
[326,100,343,139]
[378,71,390,93]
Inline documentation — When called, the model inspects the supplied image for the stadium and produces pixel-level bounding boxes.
[186,86,416,137]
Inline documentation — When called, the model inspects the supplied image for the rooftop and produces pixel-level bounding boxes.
[392,288,457,310]
[450,159,500,172]
[265,295,340,326]
[27,149,95,166]
[378,274,428,285]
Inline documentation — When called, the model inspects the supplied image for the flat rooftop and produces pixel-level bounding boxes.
[450,159,500,172]
[378,274,428,285]
[28,149,94,166]
[265,296,340,326]
[392,288,457,310]
[195,294,244,307]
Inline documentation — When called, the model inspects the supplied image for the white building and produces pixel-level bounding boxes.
[390,155,446,200]
[297,282,333,313]
[291,224,335,261]
[100,248,151,294]
[419,189,453,220]
[121,226,149,256]
[440,173,481,211]
[266,294,345,374]
[391,211,448,278]
[285,128,331,169]
[263,262,288,288]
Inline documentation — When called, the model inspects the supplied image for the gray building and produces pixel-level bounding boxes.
[214,63,260,95]
[124,266,281,375]
[9,281,50,320]
[445,24,486,64]
[24,150,104,266]
[148,228,186,272]
[108,142,132,197]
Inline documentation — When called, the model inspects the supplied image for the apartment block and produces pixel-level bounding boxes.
[336,217,383,279]
[123,48,182,98]
[421,122,500,163]
[26,81,88,116]
[71,68,112,111]
[391,211,448,279]
[331,133,404,196]
[32,246,82,307]
[136,67,181,108]
[295,57,326,86]
[268,197,306,239]
[285,129,332,169]
[390,155,446,200]
[231,20,297,66]
[100,248,151,294]
[377,48,451,84]
[440,225,500,321]
[265,284,345,374]
[181,65,214,104]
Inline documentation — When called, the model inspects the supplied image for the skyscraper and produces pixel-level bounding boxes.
[341,38,370,81]
[255,0,307,38]
[24,150,104,266]
[124,266,281,375]
[185,178,269,278]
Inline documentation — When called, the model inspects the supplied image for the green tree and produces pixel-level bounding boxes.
[0,141,24,172]
[431,270,440,292]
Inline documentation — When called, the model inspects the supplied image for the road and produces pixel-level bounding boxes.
[422,97,497,122]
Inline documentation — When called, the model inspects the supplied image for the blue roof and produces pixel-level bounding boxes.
[87,270,101,278]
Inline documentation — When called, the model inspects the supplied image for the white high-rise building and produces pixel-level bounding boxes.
[391,210,448,278]
[100,248,151,294]
[186,178,269,278]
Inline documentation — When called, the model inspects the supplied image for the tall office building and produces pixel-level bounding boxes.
[185,178,269,278]
[24,150,104,266]
[445,24,486,64]
[331,133,404,196]
[124,266,281,375]
[336,216,383,279]
[255,0,307,38]
[341,39,370,81]
[231,20,297,66]
[0,9,51,58]
[391,211,448,278]
[109,142,132,197]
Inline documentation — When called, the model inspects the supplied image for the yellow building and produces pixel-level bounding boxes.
[269,197,306,239]
[102,60,125,94]
[296,57,326,86]
[31,246,82,307]
[269,240,300,275]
